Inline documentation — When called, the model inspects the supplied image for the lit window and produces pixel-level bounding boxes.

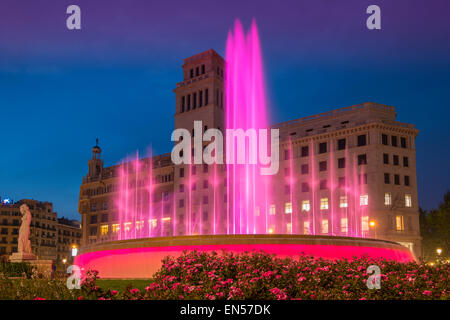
[301,200,310,212]
[361,216,369,232]
[303,221,310,235]
[255,206,260,217]
[112,224,120,233]
[269,205,276,215]
[149,219,157,229]
[339,196,348,208]
[124,222,131,232]
[405,194,412,207]
[268,226,275,234]
[162,217,171,223]
[340,218,348,234]
[320,198,329,210]
[135,220,144,230]
[396,215,404,231]
[285,202,292,214]
[100,225,108,236]
[360,194,368,206]
[384,192,392,206]
[321,219,329,234]
[286,223,292,234]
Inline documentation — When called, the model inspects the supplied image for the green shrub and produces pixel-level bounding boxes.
[0,262,33,278]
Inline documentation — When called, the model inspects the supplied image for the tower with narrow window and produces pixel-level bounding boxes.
[87,138,103,180]
[172,49,226,235]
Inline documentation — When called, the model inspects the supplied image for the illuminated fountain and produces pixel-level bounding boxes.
[75,20,415,278]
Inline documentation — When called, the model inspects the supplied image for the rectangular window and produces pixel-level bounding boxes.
[285,202,292,214]
[301,164,309,174]
[320,198,329,210]
[321,219,329,234]
[124,222,131,232]
[301,183,309,192]
[339,196,348,208]
[319,161,327,171]
[190,69,193,78]
[193,92,197,109]
[90,215,97,224]
[301,200,310,212]
[319,142,327,154]
[338,158,345,169]
[403,156,409,167]
[179,184,184,192]
[338,177,346,188]
[199,90,203,106]
[394,174,400,185]
[286,223,292,234]
[269,205,276,215]
[359,173,368,185]
[384,173,390,184]
[284,185,290,194]
[179,199,184,208]
[396,215,404,231]
[392,136,398,147]
[303,221,310,235]
[404,175,410,186]
[383,153,389,164]
[205,89,209,105]
[203,180,208,189]
[180,168,184,178]
[358,154,367,165]
[100,225,108,236]
[405,194,412,207]
[181,96,185,112]
[191,182,196,191]
[401,137,407,148]
[340,218,348,234]
[360,194,368,206]
[337,138,346,150]
[112,224,120,233]
[203,196,208,205]
[284,149,291,160]
[384,192,392,205]
[195,67,199,76]
[90,227,97,236]
[319,179,328,190]
[301,146,309,157]
[203,164,208,173]
[382,134,388,145]
[201,64,205,74]
[357,134,367,146]
[393,155,399,166]
[361,216,369,232]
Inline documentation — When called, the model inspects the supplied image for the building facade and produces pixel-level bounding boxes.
[57,218,82,264]
[78,49,422,258]
[0,199,82,262]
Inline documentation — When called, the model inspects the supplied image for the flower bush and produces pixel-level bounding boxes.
[0,251,448,300]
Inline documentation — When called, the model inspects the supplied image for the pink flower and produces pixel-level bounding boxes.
[422,290,432,296]
[111,290,118,296]
[33,297,46,300]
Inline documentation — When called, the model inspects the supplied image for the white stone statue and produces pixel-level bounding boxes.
[18,204,32,254]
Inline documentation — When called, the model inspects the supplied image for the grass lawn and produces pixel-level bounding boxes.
[96,279,152,292]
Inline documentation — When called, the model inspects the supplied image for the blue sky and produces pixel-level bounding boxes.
[0,0,449,219]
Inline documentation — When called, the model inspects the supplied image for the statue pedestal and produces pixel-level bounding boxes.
[9,253,53,278]
[9,252,37,262]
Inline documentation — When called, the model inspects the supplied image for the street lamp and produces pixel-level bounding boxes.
[62,258,67,265]
[71,244,78,257]
[369,220,376,238]
[436,248,442,255]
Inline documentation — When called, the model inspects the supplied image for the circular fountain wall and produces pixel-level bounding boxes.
[75,235,415,279]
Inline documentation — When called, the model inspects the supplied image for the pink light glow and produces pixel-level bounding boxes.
[75,241,415,279]
[225,19,271,235]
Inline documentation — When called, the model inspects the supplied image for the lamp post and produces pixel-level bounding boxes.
[436,248,443,264]
[369,220,376,238]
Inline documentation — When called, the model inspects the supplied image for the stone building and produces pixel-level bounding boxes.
[0,199,82,262]
[57,218,82,264]
[78,49,422,258]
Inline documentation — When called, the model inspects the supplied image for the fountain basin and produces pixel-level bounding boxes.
[74,235,415,279]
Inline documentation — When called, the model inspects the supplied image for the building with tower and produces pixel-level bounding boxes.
[78,49,422,258]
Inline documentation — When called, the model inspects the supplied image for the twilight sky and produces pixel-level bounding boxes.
[0,0,449,220]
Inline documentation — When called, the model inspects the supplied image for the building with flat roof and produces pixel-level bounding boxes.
[78,49,421,258]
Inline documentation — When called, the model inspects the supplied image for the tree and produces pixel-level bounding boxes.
[420,191,450,261]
